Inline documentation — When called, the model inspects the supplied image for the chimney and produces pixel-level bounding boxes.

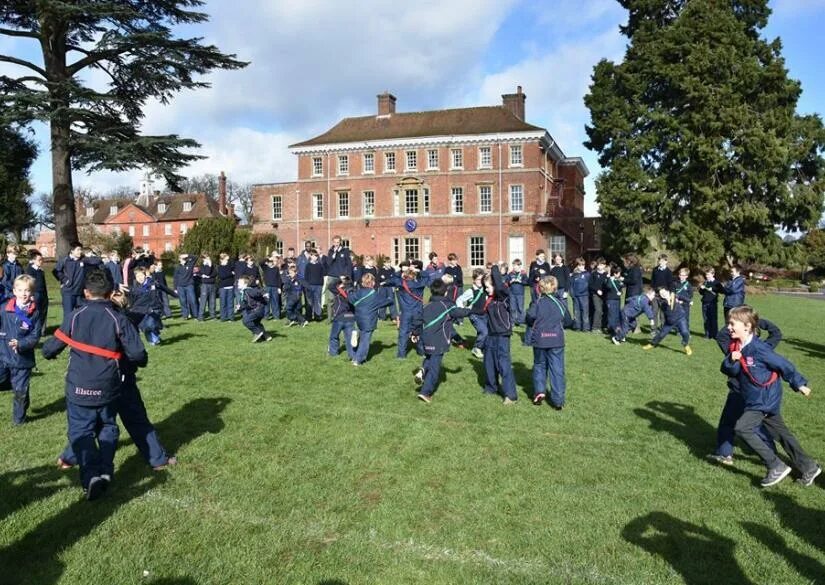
[218,171,227,216]
[502,85,526,121]
[377,91,397,116]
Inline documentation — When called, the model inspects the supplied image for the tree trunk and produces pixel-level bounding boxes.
[51,118,77,258]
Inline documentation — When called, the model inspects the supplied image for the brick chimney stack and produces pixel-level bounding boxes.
[502,85,526,121]
[218,171,227,216]
[377,91,397,116]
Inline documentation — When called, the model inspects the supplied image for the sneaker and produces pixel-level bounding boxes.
[797,465,822,487]
[351,330,359,348]
[611,336,621,345]
[684,345,693,356]
[533,393,545,406]
[760,463,792,487]
[706,453,734,466]
[57,457,74,470]
[153,455,178,471]
[265,335,273,342]
[551,403,564,411]
[413,368,424,385]
[471,348,484,359]
[351,360,360,367]
[85,476,107,501]
[417,393,431,404]
[642,344,654,350]
[252,332,265,343]
[502,397,516,406]
[301,321,309,328]
[286,321,296,328]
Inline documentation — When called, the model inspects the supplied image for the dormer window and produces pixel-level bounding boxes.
[183,201,193,212]
[109,205,118,216]
[158,202,167,214]
[86,207,94,218]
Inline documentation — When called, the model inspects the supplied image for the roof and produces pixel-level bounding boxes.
[290,106,545,148]
[86,192,224,224]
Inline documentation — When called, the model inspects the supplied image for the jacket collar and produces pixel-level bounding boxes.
[4,298,36,315]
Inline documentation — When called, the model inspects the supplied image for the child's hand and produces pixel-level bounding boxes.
[8,339,19,352]
[731,351,742,361]
[410,335,419,344]
[799,386,812,397]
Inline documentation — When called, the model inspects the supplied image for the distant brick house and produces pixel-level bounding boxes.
[36,173,234,257]
[252,86,596,268]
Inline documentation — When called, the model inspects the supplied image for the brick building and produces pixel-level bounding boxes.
[36,172,234,257]
[251,87,595,268]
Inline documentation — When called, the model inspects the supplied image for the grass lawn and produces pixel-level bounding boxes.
[1,284,824,584]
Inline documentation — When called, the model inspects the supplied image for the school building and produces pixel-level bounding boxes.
[251,87,600,267]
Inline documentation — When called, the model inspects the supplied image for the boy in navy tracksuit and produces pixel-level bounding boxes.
[104,251,123,290]
[173,253,198,319]
[444,253,464,289]
[441,273,466,347]
[53,242,86,330]
[709,314,780,466]
[505,259,527,326]
[622,254,643,300]
[528,250,550,304]
[643,288,692,355]
[549,254,570,304]
[722,265,746,320]
[482,265,517,403]
[348,273,392,365]
[283,265,307,327]
[261,253,283,320]
[612,287,656,344]
[651,254,673,334]
[1,245,24,303]
[302,250,326,321]
[604,265,624,334]
[569,257,590,332]
[353,255,378,289]
[588,258,608,333]
[385,263,436,359]
[672,267,693,331]
[42,270,147,500]
[58,288,176,472]
[197,254,217,321]
[0,275,42,425]
[126,266,177,345]
[377,260,399,321]
[724,305,820,487]
[328,276,356,360]
[236,275,272,343]
[217,253,235,321]
[526,275,573,409]
[699,267,721,339]
[26,249,49,334]
[411,278,472,403]
[457,268,489,359]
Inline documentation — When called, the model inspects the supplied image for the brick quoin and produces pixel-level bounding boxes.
[252,87,597,272]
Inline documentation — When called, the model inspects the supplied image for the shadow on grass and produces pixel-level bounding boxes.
[623,511,756,585]
[512,360,536,400]
[0,465,65,523]
[367,340,393,361]
[0,397,231,585]
[148,579,199,585]
[741,521,825,584]
[27,395,66,422]
[781,337,825,360]
[163,332,206,344]
[318,580,349,585]
[762,491,825,555]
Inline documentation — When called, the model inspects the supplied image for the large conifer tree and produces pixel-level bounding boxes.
[585,0,824,265]
[0,1,247,256]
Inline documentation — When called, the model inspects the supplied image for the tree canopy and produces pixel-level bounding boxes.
[0,1,247,256]
[584,0,825,266]
[0,124,38,243]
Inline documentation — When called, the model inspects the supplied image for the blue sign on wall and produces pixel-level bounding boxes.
[404,218,417,233]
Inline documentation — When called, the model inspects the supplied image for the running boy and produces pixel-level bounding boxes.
[348,273,392,366]
[506,259,527,326]
[699,267,721,339]
[643,288,692,355]
[672,267,694,329]
[612,286,656,344]
[26,249,49,334]
[328,276,356,360]
[722,264,746,320]
[569,257,590,332]
[457,268,490,359]
[284,265,307,327]
[236,274,272,343]
[482,265,517,404]
[526,276,573,409]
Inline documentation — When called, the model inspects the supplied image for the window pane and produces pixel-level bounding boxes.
[404,237,419,262]
[451,187,463,213]
[479,186,492,213]
[470,236,485,267]
[510,185,523,212]
[406,150,417,170]
[510,145,523,166]
[385,152,396,172]
[364,153,374,172]
[363,191,375,217]
[405,189,419,215]
[272,196,282,220]
[479,146,491,168]
[338,192,349,218]
[427,149,438,169]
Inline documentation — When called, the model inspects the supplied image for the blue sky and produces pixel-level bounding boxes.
[2,0,823,216]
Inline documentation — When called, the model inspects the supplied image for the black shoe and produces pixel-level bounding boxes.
[85,476,108,501]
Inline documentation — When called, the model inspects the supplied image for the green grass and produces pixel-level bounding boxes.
[2,284,824,584]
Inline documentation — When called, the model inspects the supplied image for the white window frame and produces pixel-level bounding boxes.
[406,150,417,172]
[142,225,150,237]
[272,195,283,220]
[128,225,135,237]
[164,224,172,236]
[479,185,492,214]
[549,235,566,259]
[404,188,419,216]
[427,149,439,170]
[450,148,463,170]
[509,184,524,213]
[312,193,324,219]
[158,202,167,214]
[109,205,118,216]
[509,144,523,167]
[363,191,375,217]
[275,241,284,255]
[451,187,464,214]
[363,152,375,174]
[404,236,420,262]
[164,242,173,252]
[508,235,525,266]
[312,157,323,177]
[478,146,492,169]
[392,189,400,216]
[338,191,350,218]
[469,236,486,268]
[337,154,349,176]
[86,207,94,218]
[183,201,193,212]
[180,223,188,234]
[384,152,396,173]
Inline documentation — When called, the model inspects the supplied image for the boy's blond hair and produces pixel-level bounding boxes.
[728,305,758,331]
[13,274,35,291]
[360,273,376,287]
[539,276,558,294]
[441,273,454,285]
[6,244,21,254]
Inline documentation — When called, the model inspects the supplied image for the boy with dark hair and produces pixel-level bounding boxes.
[217,253,235,322]
[348,273,392,366]
[0,274,42,425]
[549,253,570,302]
[505,259,527,326]
[411,278,472,403]
[622,254,643,299]
[173,253,198,319]
[197,254,217,321]
[672,267,694,330]
[444,253,464,289]
[261,252,283,320]
[528,249,550,304]
[588,257,608,333]
[699,267,721,339]
[328,276,356,360]
[26,249,49,334]
[457,268,490,359]
[284,265,307,327]
[569,257,590,332]
[1,245,24,303]
[722,264,746,320]
[104,250,123,289]
[604,264,624,335]
[643,288,692,355]
[303,249,326,321]
[126,266,177,345]
[651,254,673,334]
[385,262,432,359]
[53,241,85,329]
[482,265,517,404]
[236,274,272,343]
[152,260,173,319]
[42,269,147,500]
[613,286,656,344]
[377,258,399,322]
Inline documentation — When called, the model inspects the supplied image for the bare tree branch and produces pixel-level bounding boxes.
[0,55,46,77]
[0,27,40,39]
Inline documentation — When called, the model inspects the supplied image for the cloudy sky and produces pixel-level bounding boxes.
[4,0,824,216]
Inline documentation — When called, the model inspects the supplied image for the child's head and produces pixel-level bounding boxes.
[610,264,622,277]
[657,287,672,301]
[6,244,20,261]
[596,257,607,271]
[727,305,758,339]
[12,274,34,305]
[219,252,230,265]
[364,255,374,267]
[657,254,668,268]
[731,264,741,276]
[28,249,43,268]
[441,273,454,285]
[499,261,509,273]
[643,285,655,300]
[429,252,439,264]
[575,257,586,270]
[535,249,546,263]
[512,259,522,269]
[287,265,297,277]
[472,267,485,285]
[134,266,149,284]
[704,267,716,279]
[154,260,163,271]
[483,274,494,296]
[286,247,295,258]
[360,273,375,288]
[430,278,447,297]
[178,253,188,264]
[539,276,558,295]
[108,250,120,262]
[84,270,113,299]
[678,267,689,281]
[447,253,458,266]
[552,253,564,266]
[237,275,251,290]
[339,275,352,288]
[69,242,83,259]
[623,253,638,267]
[201,253,212,264]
